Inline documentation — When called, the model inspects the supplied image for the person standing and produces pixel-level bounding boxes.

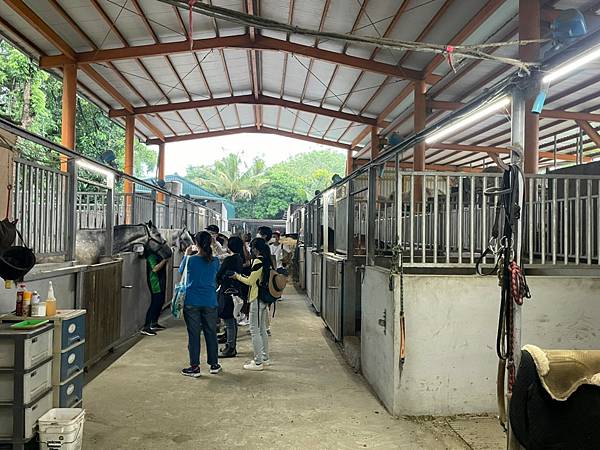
[232,238,272,371]
[269,231,286,269]
[179,231,222,377]
[217,236,244,358]
[206,224,230,261]
[141,246,170,336]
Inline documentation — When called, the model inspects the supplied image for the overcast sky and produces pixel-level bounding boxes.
[156,133,345,176]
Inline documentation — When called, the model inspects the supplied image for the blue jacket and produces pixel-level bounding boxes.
[179,255,220,308]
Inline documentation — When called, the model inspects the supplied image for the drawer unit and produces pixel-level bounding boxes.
[59,342,84,382]
[0,358,52,403]
[0,389,53,440]
[60,314,85,350]
[0,310,86,408]
[0,325,53,371]
[57,370,84,408]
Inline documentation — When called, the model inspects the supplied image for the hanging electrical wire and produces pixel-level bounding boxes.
[157,0,547,73]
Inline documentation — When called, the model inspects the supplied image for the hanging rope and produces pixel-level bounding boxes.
[509,260,530,306]
[158,0,548,73]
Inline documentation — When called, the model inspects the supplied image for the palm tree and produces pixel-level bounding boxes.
[187,153,267,201]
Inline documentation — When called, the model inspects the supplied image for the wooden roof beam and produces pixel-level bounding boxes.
[430,100,600,123]
[577,120,600,149]
[110,94,381,126]
[5,0,76,60]
[428,143,591,162]
[39,34,435,82]
[146,125,354,149]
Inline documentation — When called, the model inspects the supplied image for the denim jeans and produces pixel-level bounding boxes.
[224,317,237,350]
[183,305,218,367]
[249,300,269,364]
[144,291,165,328]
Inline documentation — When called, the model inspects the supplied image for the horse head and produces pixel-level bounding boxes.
[144,221,173,260]
[173,226,194,252]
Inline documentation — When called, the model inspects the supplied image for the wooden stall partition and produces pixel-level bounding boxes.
[82,260,122,366]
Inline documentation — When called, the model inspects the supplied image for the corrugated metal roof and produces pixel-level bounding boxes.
[1,0,600,170]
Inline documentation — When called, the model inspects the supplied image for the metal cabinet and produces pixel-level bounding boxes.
[323,256,344,341]
[310,252,322,313]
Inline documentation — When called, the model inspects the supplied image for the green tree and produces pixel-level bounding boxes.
[186,153,267,200]
[251,168,307,219]
[184,149,345,219]
[0,40,156,180]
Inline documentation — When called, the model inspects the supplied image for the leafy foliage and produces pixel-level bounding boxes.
[186,153,267,201]
[186,150,345,219]
[0,40,156,179]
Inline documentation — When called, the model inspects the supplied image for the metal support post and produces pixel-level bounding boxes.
[508,86,526,450]
[105,178,114,257]
[366,165,377,266]
[66,159,78,261]
[347,180,355,259]
[151,190,157,224]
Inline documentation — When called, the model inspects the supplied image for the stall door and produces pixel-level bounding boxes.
[361,266,400,415]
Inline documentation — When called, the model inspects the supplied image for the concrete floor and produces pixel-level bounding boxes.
[83,289,505,450]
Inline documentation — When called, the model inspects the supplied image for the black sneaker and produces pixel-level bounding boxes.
[219,347,237,358]
[140,328,157,336]
[151,324,166,331]
[209,364,222,374]
[181,366,201,378]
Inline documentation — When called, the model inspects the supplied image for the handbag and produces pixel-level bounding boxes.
[171,256,189,319]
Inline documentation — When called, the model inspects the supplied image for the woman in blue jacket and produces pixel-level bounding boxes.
[179,231,221,377]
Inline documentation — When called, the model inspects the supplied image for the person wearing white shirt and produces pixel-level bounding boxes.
[269,231,285,269]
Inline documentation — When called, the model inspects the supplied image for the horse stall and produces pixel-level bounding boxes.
[293,132,600,426]
[0,122,218,374]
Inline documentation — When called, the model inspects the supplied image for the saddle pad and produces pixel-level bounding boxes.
[523,344,600,401]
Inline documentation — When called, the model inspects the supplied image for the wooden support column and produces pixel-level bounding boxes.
[346,148,353,175]
[413,80,427,171]
[157,142,166,203]
[61,63,77,171]
[124,115,135,223]
[520,0,540,174]
[370,126,380,160]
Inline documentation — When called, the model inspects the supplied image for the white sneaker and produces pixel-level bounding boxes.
[263,359,272,366]
[238,319,250,326]
[243,360,264,371]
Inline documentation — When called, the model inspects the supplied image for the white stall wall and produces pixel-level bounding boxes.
[361,267,600,416]
[0,266,78,314]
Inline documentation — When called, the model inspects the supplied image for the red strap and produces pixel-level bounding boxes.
[445,45,456,73]
[188,0,197,51]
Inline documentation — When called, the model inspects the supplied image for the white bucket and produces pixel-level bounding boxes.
[38,408,85,450]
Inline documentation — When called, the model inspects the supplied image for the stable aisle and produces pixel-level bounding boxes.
[83,289,503,449]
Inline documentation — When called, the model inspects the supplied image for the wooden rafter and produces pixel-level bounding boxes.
[334,0,412,142]
[109,94,381,126]
[39,34,433,82]
[427,143,591,162]
[146,125,354,149]
[576,120,600,149]
[4,0,162,141]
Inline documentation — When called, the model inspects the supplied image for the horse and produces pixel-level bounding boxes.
[163,226,193,253]
[76,221,173,264]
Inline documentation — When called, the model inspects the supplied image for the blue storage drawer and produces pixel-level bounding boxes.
[60,315,85,350]
[58,371,84,408]
[60,342,85,382]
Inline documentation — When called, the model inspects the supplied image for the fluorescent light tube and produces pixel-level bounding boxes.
[76,159,115,186]
[543,45,600,84]
[425,97,511,144]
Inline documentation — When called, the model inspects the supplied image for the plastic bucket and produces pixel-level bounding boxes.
[38,408,85,450]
